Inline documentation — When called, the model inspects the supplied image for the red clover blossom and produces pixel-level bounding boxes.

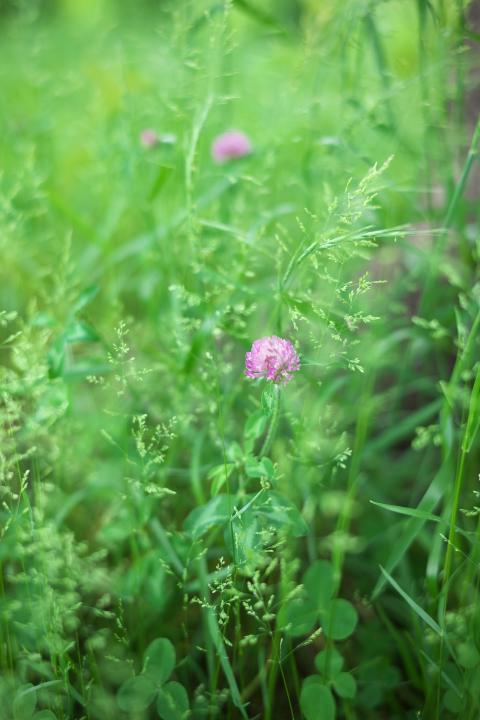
[140,129,159,148]
[212,130,252,163]
[245,336,300,384]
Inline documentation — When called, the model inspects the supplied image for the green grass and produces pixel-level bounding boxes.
[0,0,479,718]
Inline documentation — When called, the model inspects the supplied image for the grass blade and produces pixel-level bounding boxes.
[370,501,440,522]
[379,567,443,636]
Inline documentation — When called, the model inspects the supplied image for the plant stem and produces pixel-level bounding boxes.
[259,385,281,458]
[435,363,480,717]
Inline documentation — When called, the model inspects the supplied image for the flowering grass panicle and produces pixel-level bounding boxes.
[245,336,300,384]
[1,5,477,719]
[212,129,252,163]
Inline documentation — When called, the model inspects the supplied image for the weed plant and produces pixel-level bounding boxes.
[0,0,479,718]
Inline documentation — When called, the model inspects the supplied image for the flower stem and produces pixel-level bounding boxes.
[259,385,281,458]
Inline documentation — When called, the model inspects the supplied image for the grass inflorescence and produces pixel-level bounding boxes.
[0,0,479,718]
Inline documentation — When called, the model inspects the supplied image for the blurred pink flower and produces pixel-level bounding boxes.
[245,336,300,384]
[212,130,252,163]
[140,129,159,148]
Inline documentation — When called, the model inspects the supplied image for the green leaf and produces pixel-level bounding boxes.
[47,336,66,379]
[255,491,307,537]
[333,672,357,699]
[303,560,334,610]
[321,599,358,640]
[244,410,268,440]
[443,688,463,713]
[64,319,100,344]
[420,651,462,697]
[370,500,440,522]
[300,680,335,720]
[143,638,176,686]
[244,456,275,480]
[463,363,480,452]
[156,681,189,720]
[149,165,174,201]
[230,511,262,566]
[372,460,452,598]
[458,642,480,669]
[208,463,235,496]
[244,455,267,478]
[302,675,324,690]
[117,675,157,712]
[315,648,344,678]
[32,713,57,720]
[226,442,243,463]
[233,0,286,32]
[184,495,232,538]
[13,684,37,720]
[73,283,99,312]
[283,596,318,637]
[473,607,480,651]
[379,566,442,636]
[260,457,275,479]
[302,675,325,690]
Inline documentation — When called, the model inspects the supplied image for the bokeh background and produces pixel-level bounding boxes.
[1,1,479,719]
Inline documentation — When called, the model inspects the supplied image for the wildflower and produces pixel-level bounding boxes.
[140,129,159,148]
[245,336,300,384]
[212,130,252,163]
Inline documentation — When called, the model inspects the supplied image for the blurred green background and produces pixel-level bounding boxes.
[0,1,479,719]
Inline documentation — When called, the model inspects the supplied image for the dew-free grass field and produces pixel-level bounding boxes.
[1,0,480,718]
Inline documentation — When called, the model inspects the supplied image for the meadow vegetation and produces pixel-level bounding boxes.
[0,0,479,718]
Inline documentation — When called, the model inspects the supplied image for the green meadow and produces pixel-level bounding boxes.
[0,0,479,718]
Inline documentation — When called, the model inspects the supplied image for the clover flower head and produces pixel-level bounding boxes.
[212,130,252,163]
[140,129,159,148]
[245,336,300,384]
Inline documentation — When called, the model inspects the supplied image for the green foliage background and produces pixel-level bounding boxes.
[0,0,479,718]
